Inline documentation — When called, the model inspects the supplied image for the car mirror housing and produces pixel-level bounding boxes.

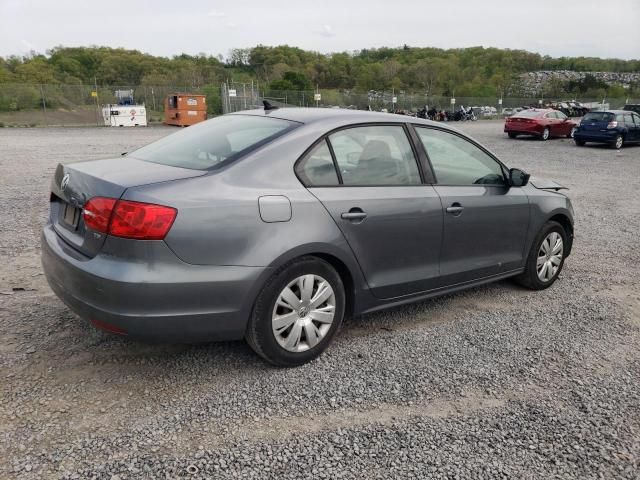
[509,168,530,187]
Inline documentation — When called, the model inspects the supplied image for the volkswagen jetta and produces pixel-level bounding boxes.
[42,107,574,366]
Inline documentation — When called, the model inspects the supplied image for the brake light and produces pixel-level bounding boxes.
[83,197,117,233]
[82,197,177,240]
[607,121,618,129]
[109,200,177,240]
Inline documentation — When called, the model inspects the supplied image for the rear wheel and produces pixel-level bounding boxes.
[514,221,567,290]
[541,127,550,141]
[567,127,576,138]
[574,139,585,146]
[508,132,518,139]
[612,134,624,149]
[246,256,345,367]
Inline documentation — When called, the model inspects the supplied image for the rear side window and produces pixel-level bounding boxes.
[416,128,506,186]
[328,125,421,186]
[583,112,614,122]
[296,140,339,186]
[129,115,297,170]
[515,110,543,118]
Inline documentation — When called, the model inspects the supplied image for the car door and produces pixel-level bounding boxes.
[413,126,530,285]
[555,110,572,136]
[625,113,640,142]
[545,111,559,135]
[298,124,444,299]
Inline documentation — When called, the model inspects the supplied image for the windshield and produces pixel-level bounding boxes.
[583,112,614,122]
[129,115,298,170]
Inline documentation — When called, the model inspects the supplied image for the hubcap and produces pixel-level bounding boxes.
[272,274,336,353]
[537,232,563,282]
[570,127,576,138]
[543,129,549,140]
[615,136,623,149]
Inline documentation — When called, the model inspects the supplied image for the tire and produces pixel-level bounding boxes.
[541,127,550,141]
[514,221,568,290]
[612,134,624,149]
[567,127,576,138]
[508,132,518,139]
[245,256,345,367]
[574,139,585,146]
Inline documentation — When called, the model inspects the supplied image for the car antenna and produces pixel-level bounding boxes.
[263,100,279,111]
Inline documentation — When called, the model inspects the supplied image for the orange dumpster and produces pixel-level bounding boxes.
[164,93,207,126]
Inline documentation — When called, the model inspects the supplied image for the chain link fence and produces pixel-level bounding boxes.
[0,82,637,127]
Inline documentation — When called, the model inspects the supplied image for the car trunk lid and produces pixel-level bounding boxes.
[50,157,205,258]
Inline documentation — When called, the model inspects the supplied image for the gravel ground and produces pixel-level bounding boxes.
[0,121,639,479]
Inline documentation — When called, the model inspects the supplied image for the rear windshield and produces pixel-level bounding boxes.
[583,112,614,122]
[514,110,542,118]
[129,115,298,170]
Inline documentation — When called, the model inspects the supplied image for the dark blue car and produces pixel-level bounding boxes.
[574,110,640,149]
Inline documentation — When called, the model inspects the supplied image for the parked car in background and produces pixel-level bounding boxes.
[574,110,640,148]
[504,108,577,140]
[501,108,515,117]
[42,107,574,366]
[567,101,589,117]
[623,104,640,115]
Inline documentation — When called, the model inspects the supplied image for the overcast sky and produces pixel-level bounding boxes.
[1,0,639,60]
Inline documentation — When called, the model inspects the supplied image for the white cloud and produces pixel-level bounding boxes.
[315,24,335,37]
[207,9,225,17]
[21,39,36,51]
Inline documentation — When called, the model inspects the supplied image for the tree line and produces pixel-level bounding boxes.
[0,45,638,112]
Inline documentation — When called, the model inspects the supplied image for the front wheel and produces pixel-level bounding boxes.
[508,132,518,139]
[245,256,345,367]
[567,127,576,138]
[514,221,567,290]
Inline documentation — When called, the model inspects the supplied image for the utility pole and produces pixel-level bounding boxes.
[39,84,48,126]
[94,77,101,126]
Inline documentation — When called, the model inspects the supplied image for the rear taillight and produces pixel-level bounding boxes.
[82,197,177,240]
[83,197,117,233]
[607,121,618,129]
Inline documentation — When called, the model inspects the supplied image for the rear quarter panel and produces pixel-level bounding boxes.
[122,120,368,285]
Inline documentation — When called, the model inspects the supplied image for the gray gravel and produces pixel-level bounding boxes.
[1,121,639,479]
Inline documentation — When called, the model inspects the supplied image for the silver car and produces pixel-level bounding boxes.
[42,107,574,366]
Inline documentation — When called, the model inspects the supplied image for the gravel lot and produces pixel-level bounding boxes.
[1,121,639,479]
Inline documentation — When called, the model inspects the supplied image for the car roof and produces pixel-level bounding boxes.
[229,107,451,129]
[588,110,631,114]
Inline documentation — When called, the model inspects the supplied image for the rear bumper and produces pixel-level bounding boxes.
[504,123,543,135]
[574,130,618,143]
[41,224,268,342]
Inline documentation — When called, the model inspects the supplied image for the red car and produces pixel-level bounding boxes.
[504,109,577,141]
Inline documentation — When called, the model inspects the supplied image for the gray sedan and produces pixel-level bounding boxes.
[42,107,574,366]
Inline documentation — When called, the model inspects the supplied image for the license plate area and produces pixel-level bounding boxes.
[62,203,81,229]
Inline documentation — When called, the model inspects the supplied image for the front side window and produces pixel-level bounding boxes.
[328,125,421,186]
[296,140,339,186]
[129,115,297,170]
[556,111,567,120]
[416,128,506,186]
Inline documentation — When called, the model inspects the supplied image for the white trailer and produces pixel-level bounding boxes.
[102,104,147,127]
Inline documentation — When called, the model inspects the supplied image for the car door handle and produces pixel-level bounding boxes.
[341,209,367,221]
[446,204,464,216]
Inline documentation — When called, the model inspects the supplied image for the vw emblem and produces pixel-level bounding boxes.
[61,173,70,191]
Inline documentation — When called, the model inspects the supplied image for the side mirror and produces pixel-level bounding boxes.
[509,168,530,187]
